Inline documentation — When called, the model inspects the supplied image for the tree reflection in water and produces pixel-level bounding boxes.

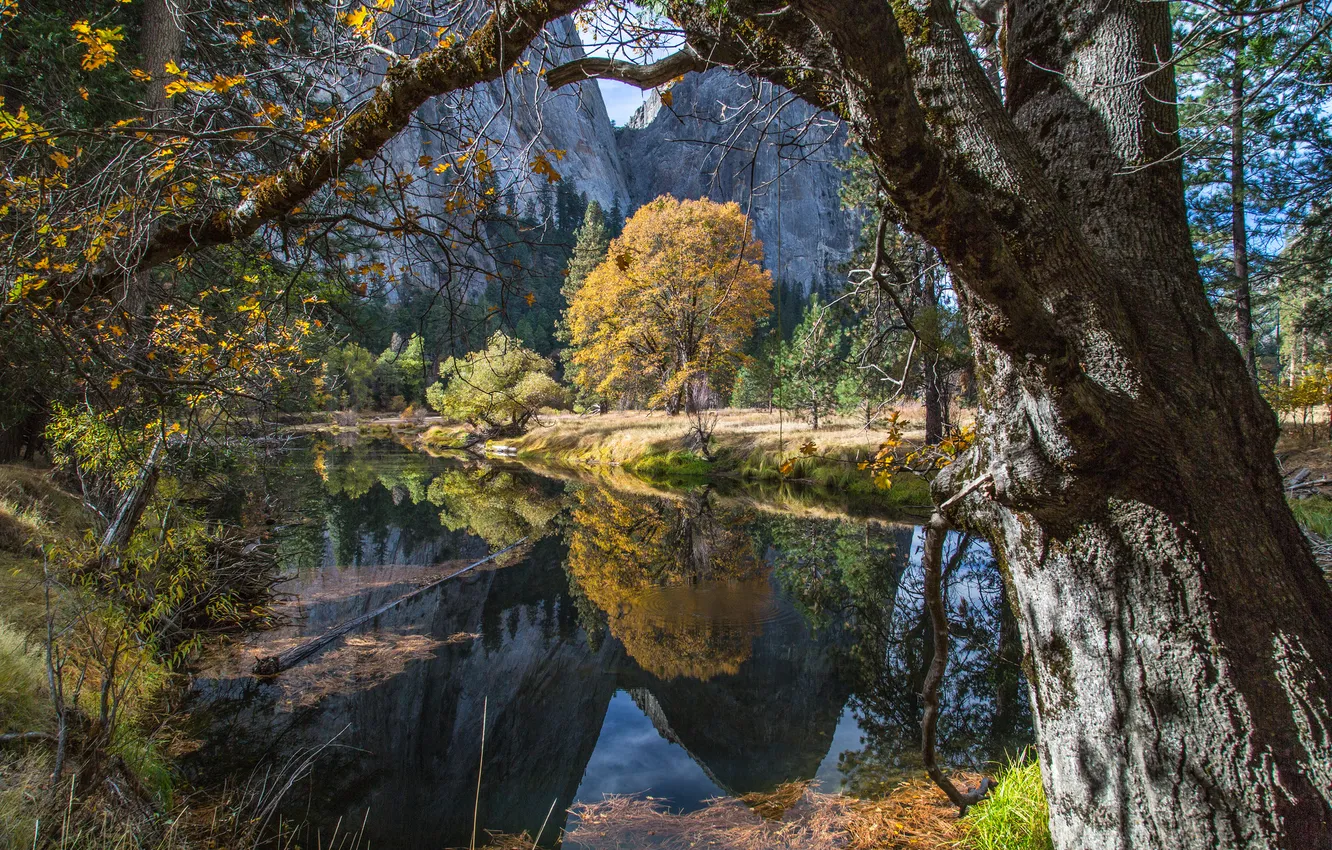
[564,485,774,680]
[316,441,562,553]
[767,516,1031,797]
[185,443,1031,849]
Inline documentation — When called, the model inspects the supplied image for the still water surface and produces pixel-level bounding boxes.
[184,441,1030,847]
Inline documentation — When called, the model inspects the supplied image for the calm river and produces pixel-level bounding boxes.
[182,439,1030,848]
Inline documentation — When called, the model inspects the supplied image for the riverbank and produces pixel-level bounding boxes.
[0,465,285,849]
[423,407,940,507]
[0,465,172,846]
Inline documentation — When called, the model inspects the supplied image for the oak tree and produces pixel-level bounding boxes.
[565,195,772,412]
[552,0,1332,845]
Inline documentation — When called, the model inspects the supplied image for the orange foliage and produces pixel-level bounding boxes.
[566,195,772,410]
[565,486,770,680]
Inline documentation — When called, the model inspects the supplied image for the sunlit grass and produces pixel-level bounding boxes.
[962,752,1052,850]
[0,494,49,554]
[508,408,956,502]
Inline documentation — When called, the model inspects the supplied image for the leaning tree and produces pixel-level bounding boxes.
[547,1,1332,847]
[8,0,1331,846]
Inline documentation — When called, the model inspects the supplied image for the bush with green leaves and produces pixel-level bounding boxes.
[426,332,566,434]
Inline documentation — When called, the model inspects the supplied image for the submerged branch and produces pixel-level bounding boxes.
[921,510,994,815]
[253,538,529,675]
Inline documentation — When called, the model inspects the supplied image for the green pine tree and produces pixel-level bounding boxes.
[777,299,847,430]
[557,201,613,411]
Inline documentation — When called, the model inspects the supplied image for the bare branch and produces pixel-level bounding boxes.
[546,46,710,90]
[921,511,996,815]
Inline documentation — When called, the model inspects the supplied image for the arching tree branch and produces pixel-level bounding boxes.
[61,0,587,306]
[546,47,711,91]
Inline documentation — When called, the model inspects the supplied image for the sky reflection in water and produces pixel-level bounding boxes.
[184,441,1030,848]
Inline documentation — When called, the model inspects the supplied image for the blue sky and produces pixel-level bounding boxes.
[598,80,646,126]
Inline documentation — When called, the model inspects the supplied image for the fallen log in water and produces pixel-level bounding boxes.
[252,538,529,676]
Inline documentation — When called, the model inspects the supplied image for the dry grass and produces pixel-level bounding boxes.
[512,408,922,467]
[503,407,945,507]
[565,776,978,850]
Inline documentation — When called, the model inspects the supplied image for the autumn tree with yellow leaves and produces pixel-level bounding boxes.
[564,196,772,413]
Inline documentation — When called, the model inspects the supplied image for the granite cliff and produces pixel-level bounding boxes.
[374,17,856,298]
[616,71,858,292]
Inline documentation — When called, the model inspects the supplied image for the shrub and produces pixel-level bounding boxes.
[427,332,567,434]
[962,752,1052,850]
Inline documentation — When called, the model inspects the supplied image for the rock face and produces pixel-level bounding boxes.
[364,13,633,288]
[371,16,855,299]
[616,71,859,293]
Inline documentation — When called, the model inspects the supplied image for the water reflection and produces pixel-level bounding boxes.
[565,486,772,680]
[183,442,1029,848]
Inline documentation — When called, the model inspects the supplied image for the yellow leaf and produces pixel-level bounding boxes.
[49,151,71,169]
[341,5,373,38]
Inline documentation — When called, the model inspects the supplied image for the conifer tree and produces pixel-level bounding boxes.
[558,201,612,410]
[778,299,847,430]
[559,201,611,334]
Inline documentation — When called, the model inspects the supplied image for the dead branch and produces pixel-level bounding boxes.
[921,510,994,815]
[546,47,711,91]
[253,537,528,675]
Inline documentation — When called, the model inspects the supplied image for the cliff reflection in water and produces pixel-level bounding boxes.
[183,442,1029,849]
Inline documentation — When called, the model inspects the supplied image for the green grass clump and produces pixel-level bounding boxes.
[0,619,48,735]
[421,425,471,450]
[1290,495,1332,539]
[962,752,1052,850]
[628,451,713,486]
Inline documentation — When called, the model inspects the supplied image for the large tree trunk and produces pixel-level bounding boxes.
[140,0,184,120]
[659,0,1332,846]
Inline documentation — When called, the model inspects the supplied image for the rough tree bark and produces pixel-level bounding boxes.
[140,0,183,119]
[550,0,1332,846]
